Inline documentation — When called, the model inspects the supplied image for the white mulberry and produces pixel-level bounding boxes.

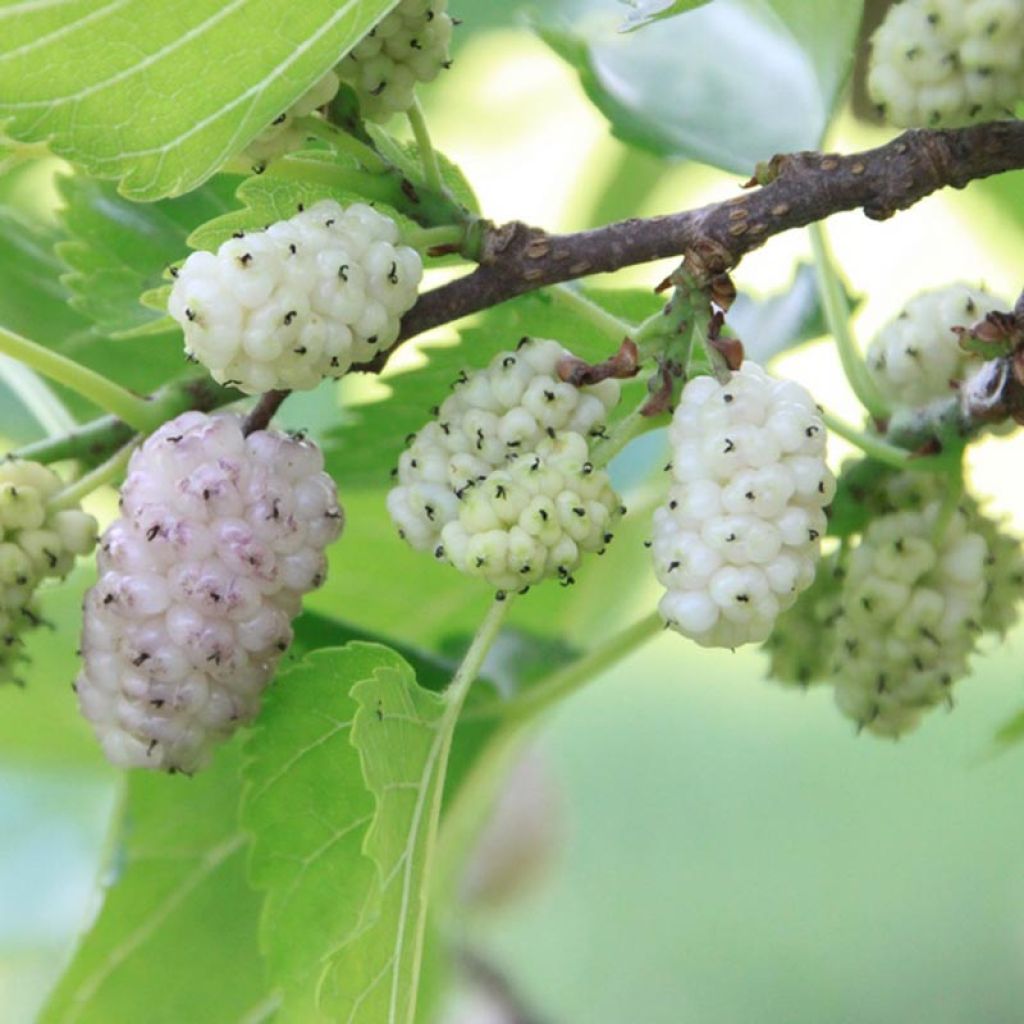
[866,284,1004,407]
[654,363,835,648]
[868,0,1024,127]
[168,199,422,395]
[245,71,341,164]
[337,0,454,120]
[387,338,622,592]
[75,413,343,773]
[0,460,96,684]
[831,500,986,737]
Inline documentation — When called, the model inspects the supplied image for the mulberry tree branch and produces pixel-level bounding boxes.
[380,119,1024,366]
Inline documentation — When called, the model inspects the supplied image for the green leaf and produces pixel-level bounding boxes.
[241,646,394,1021]
[186,159,414,254]
[618,0,711,32]
[0,1,399,200]
[536,0,864,172]
[40,743,268,1024]
[994,707,1024,749]
[324,287,660,488]
[56,174,241,335]
[318,659,452,1024]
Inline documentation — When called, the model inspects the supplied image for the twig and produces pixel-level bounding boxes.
[363,120,1024,371]
[243,390,290,435]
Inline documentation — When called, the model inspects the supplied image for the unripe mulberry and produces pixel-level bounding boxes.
[245,71,341,164]
[168,200,422,395]
[0,460,97,684]
[337,0,454,120]
[654,363,835,649]
[866,284,1003,407]
[831,500,986,737]
[763,552,844,687]
[387,339,622,592]
[867,0,1024,128]
[75,413,343,773]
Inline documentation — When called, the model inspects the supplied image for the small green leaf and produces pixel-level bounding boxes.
[0,0,400,200]
[618,0,711,32]
[994,707,1024,749]
[318,659,452,1024]
[40,743,267,1024]
[536,0,864,172]
[324,287,660,488]
[56,174,240,335]
[241,645,399,1021]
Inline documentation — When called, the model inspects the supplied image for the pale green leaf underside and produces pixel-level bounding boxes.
[318,664,449,1024]
[41,744,267,1024]
[618,0,711,32]
[241,645,400,1022]
[0,0,398,200]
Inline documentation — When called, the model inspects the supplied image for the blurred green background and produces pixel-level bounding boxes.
[3,2,1024,1021]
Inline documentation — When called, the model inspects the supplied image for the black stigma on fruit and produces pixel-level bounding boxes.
[723,439,735,453]
[434,545,445,559]
[289,243,297,255]
[723,393,734,403]
[668,560,680,572]
[294,346,307,355]
[474,556,485,568]
[604,532,614,543]
[184,308,196,322]
[507,439,521,447]
[517,336,530,350]
[726,533,737,542]
[544,390,555,401]
[297,203,305,211]
[325,219,335,228]
[745,491,755,501]
[546,427,555,439]
[502,356,516,368]
[330,356,340,368]
[442,59,453,69]
[166,434,182,443]
[573,507,585,517]
[276,640,288,651]
[232,231,245,239]
[440,422,450,435]
[132,652,150,666]
[582,462,593,475]
[736,594,749,603]
[808,529,820,541]
[411,37,422,49]
[272,112,287,125]
[367,335,378,345]
[147,739,157,755]
[520,565,531,574]
[476,429,484,450]
[669,500,678,510]
[371,81,387,95]
[169,265,179,278]
[495,485,507,499]
[530,457,540,471]
[283,310,297,325]
[539,509,548,521]
[238,252,252,266]
[337,264,349,280]
[424,504,435,521]
[388,262,399,284]
[146,524,160,541]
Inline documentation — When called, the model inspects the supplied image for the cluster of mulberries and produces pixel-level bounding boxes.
[868,0,1024,127]
[387,339,622,593]
[0,461,96,684]
[830,500,988,736]
[866,284,1003,408]
[245,71,341,165]
[75,412,342,773]
[168,200,422,395]
[337,0,454,120]
[653,362,835,648]
[762,463,1024,735]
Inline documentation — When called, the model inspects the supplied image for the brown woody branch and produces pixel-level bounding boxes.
[372,119,1024,369]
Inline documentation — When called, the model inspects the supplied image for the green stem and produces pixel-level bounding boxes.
[410,595,512,1023]
[463,610,663,726]
[408,97,443,194]
[51,441,136,509]
[0,326,152,431]
[292,116,387,172]
[548,284,635,344]
[11,376,236,468]
[403,223,466,253]
[808,222,889,421]
[591,405,662,466]
[822,410,915,470]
